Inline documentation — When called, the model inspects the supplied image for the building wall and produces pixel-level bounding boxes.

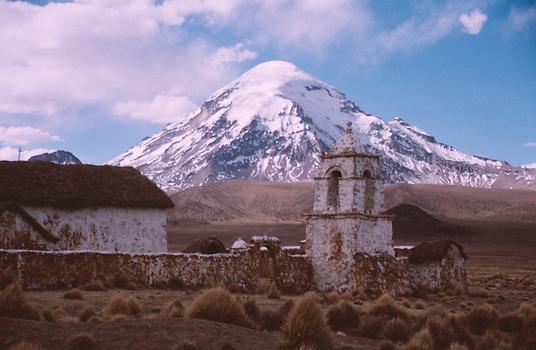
[407,246,467,291]
[306,214,395,292]
[0,207,167,253]
[0,249,312,293]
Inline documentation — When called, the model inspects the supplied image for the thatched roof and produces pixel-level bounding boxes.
[183,237,226,254]
[407,240,467,264]
[0,161,173,209]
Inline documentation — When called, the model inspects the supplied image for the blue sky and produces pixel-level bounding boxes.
[0,0,534,166]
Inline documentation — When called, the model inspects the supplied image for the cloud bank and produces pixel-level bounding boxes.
[459,9,487,35]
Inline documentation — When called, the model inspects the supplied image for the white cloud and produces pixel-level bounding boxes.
[509,5,536,30]
[0,126,60,146]
[0,146,56,161]
[459,9,487,35]
[522,162,536,169]
[113,95,199,124]
[523,141,536,148]
[0,0,255,119]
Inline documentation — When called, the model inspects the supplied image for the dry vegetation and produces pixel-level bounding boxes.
[1,274,536,350]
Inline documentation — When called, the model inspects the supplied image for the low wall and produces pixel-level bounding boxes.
[0,249,313,293]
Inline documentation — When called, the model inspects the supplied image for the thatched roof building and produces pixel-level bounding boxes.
[0,161,172,253]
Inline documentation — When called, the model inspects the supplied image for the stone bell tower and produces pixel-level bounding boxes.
[305,122,394,292]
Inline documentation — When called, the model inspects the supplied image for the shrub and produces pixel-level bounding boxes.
[8,341,40,350]
[162,299,184,318]
[466,304,499,335]
[280,292,333,350]
[186,287,253,328]
[0,282,40,320]
[82,281,105,291]
[383,317,410,342]
[42,306,64,322]
[64,288,83,300]
[66,333,96,350]
[79,305,96,322]
[104,295,140,317]
[325,301,360,331]
[405,328,434,350]
[242,299,260,323]
[266,283,281,300]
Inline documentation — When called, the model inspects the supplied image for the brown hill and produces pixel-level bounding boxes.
[169,181,536,225]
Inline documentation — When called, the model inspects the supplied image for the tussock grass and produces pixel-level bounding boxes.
[63,288,83,300]
[66,333,96,350]
[266,283,281,300]
[325,292,340,305]
[359,314,384,339]
[325,301,360,331]
[175,342,198,350]
[465,304,498,335]
[79,305,96,322]
[42,306,65,322]
[82,281,105,291]
[0,282,40,320]
[104,295,141,317]
[404,328,434,350]
[162,299,184,318]
[280,292,333,350]
[378,340,396,350]
[8,342,40,350]
[368,294,409,320]
[383,317,410,342]
[242,299,260,323]
[186,287,253,328]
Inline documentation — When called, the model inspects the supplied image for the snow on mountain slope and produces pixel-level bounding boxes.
[109,61,533,191]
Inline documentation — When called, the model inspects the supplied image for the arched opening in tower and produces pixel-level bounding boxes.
[363,170,375,213]
[327,170,342,209]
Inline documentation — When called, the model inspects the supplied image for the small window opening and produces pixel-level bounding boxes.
[327,170,342,208]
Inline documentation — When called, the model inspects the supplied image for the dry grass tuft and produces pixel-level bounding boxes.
[66,333,96,350]
[162,299,184,318]
[104,295,141,317]
[266,283,281,300]
[405,328,434,350]
[325,301,360,331]
[8,341,40,350]
[383,317,410,342]
[82,281,105,291]
[280,292,333,350]
[175,342,198,350]
[325,292,340,305]
[448,343,469,350]
[0,282,40,320]
[498,312,524,333]
[186,287,253,328]
[359,314,384,339]
[42,306,64,322]
[368,294,409,320]
[414,301,426,310]
[465,304,499,335]
[79,305,96,322]
[64,288,83,300]
[378,340,396,350]
[242,299,260,323]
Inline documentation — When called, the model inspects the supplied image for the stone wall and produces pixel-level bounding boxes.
[0,248,312,293]
[0,207,167,253]
[406,245,467,292]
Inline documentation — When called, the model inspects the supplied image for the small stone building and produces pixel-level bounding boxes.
[306,123,397,292]
[0,161,173,253]
[406,240,467,292]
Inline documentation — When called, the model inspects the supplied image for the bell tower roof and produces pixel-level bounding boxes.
[330,122,366,154]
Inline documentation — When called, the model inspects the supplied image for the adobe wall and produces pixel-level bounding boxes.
[0,207,167,253]
[0,249,312,293]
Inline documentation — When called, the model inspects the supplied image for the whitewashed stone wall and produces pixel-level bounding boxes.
[306,214,395,291]
[407,245,467,291]
[0,207,167,253]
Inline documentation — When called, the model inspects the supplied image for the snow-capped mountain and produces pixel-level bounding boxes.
[110,61,535,191]
[28,150,82,165]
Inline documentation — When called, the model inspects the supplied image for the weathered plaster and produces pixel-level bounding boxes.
[1,207,167,253]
